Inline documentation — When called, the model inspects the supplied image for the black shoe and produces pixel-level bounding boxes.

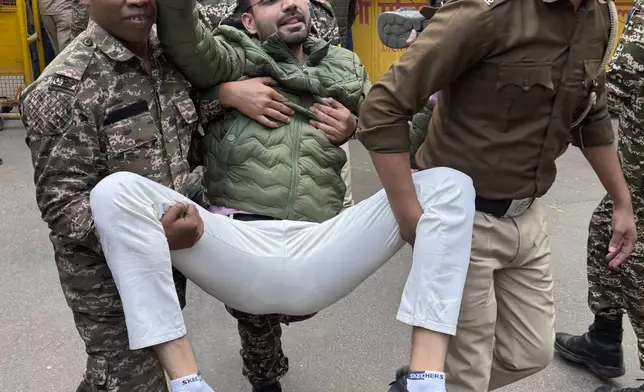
[0,157,3,165]
[555,316,625,379]
[376,7,438,49]
[253,381,282,392]
[595,380,644,392]
[388,366,409,392]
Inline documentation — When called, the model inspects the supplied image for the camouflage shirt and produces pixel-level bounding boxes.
[308,0,341,46]
[20,21,201,255]
[607,1,644,184]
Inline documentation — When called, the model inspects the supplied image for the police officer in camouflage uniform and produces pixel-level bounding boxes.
[18,0,220,389]
[555,3,644,392]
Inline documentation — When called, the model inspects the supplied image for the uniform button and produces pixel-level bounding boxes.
[82,38,93,47]
[523,77,529,87]
[227,134,235,141]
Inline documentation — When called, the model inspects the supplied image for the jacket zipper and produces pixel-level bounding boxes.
[284,49,309,218]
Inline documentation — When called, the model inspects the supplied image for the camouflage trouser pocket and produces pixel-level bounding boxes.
[77,355,111,392]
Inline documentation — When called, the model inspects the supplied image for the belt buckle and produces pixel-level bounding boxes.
[504,198,534,218]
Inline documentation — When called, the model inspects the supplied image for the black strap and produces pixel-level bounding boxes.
[474,197,512,218]
[231,213,278,221]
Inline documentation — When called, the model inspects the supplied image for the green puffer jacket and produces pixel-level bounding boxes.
[156,0,370,222]
[409,100,434,169]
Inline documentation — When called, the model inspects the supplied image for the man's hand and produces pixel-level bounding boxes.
[406,29,418,47]
[607,203,637,268]
[581,144,637,268]
[309,98,357,143]
[220,77,295,128]
[396,201,424,246]
[161,202,205,250]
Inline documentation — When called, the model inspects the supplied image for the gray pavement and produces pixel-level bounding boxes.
[0,118,641,391]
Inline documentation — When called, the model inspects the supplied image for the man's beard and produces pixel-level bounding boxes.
[256,13,311,45]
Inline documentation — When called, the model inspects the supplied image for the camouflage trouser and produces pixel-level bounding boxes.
[55,246,187,391]
[587,188,644,370]
[225,306,315,387]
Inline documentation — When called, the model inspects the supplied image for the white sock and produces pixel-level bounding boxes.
[407,371,446,392]
[170,373,215,392]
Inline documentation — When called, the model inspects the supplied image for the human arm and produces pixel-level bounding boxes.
[20,88,103,253]
[582,145,635,267]
[573,69,636,267]
[156,0,244,89]
[356,1,496,244]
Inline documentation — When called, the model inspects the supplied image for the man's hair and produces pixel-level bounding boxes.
[237,0,252,13]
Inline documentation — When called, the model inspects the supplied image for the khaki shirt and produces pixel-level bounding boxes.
[357,0,615,200]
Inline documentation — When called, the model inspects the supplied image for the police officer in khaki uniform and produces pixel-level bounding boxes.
[357,1,638,391]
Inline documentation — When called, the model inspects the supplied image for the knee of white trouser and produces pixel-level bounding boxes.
[89,171,144,210]
[415,167,475,209]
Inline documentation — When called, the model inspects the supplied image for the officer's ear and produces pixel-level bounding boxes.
[81,0,89,5]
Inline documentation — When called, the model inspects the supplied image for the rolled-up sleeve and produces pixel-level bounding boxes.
[571,69,615,148]
[357,0,497,153]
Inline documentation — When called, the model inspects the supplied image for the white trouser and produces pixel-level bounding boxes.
[340,142,354,208]
[89,167,475,350]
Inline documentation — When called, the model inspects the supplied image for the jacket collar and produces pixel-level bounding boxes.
[260,32,331,66]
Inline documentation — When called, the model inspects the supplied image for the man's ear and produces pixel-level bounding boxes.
[241,12,257,35]
[80,0,89,5]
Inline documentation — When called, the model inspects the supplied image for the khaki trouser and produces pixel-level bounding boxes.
[340,141,354,208]
[445,201,556,391]
[40,8,72,54]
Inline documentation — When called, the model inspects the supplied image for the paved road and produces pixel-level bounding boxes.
[0,119,641,391]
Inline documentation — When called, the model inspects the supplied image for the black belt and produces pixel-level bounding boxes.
[231,213,278,221]
[475,196,536,218]
[475,197,513,218]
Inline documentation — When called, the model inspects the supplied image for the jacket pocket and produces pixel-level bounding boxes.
[217,115,253,166]
[102,111,162,177]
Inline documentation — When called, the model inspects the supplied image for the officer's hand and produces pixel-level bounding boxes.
[405,29,418,47]
[396,202,423,246]
[607,204,637,268]
[309,98,357,143]
[161,202,205,250]
[220,77,295,128]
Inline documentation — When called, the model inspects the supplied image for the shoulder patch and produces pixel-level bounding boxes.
[50,74,80,93]
[21,87,74,136]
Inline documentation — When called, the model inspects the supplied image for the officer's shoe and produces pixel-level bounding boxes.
[253,381,282,392]
[555,318,625,379]
[594,379,644,392]
[377,7,438,49]
[387,366,409,392]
